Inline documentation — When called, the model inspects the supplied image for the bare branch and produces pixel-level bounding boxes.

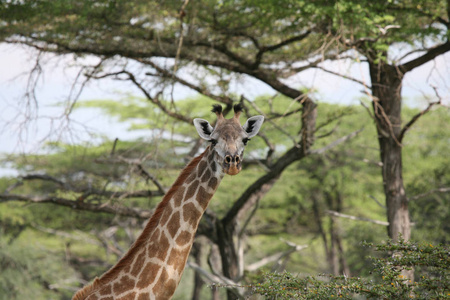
[409,187,450,201]
[400,41,450,73]
[313,65,368,87]
[140,58,233,105]
[21,173,68,188]
[187,261,238,286]
[245,239,308,272]
[325,210,389,226]
[0,194,153,219]
[368,195,386,209]
[186,261,244,299]
[399,100,441,142]
[89,69,193,124]
[243,96,298,146]
[7,172,164,200]
[309,128,364,155]
[254,30,312,68]
[31,223,102,246]
[359,100,376,121]
[263,31,312,53]
[95,154,167,195]
[173,0,190,74]
[372,98,402,145]
[238,198,260,240]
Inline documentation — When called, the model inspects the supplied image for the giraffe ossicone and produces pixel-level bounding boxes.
[73,104,263,300]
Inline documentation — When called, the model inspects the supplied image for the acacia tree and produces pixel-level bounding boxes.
[315,0,450,241]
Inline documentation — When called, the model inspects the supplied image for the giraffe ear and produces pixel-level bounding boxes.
[193,118,214,140]
[243,115,264,138]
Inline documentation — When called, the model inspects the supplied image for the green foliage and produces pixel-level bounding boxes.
[0,233,77,300]
[2,0,447,66]
[251,239,450,299]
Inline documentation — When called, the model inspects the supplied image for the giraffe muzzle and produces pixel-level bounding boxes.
[223,154,242,175]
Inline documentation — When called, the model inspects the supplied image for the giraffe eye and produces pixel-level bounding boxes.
[243,138,250,146]
[210,139,218,146]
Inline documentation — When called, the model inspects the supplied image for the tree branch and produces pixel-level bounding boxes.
[309,128,364,155]
[95,154,167,195]
[409,187,450,201]
[398,100,441,142]
[254,30,312,68]
[245,240,308,272]
[186,261,244,299]
[325,210,389,226]
[6,172,164,201]
[0,194,153,219]
[400,41,450,73]
[139,58,233,105]
[89,69,193,124]
[313,65,369,87]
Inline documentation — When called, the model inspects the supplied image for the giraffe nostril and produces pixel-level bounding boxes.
[235,156,240,163]
[225,156,231,164]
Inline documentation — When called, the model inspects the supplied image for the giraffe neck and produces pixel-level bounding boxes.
[73,146,223,300]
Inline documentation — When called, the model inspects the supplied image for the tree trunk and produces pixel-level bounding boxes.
[326,190,350,276]
[191,241,205,300]
[369,63,411,242]
[216,220,240,300]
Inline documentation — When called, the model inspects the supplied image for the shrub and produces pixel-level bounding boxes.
[250,239,449,299]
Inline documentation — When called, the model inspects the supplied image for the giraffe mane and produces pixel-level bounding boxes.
[72,278,100,300]
[72,148,209,299]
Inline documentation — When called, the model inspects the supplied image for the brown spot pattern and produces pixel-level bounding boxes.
[100,297,113,300]
[137,293,150,300]
[122,264,131,274]
[175,230,192,246]
[197,161,207,177]
[209,151,215,162]
[173,186,185,207]
[99,284,112,295]
[208,177,218,190]
[196,186,212,210]
[159,208,172,227]
[87,295,99,300]
[201,169,211,183]
[136,262,161,289]
[185,180,199,201]
[210,160,217,172]
[167,212,181,238]
[150,228,161,242]
[167,247,191,274]
[185,172,197,184]
[130,249,147,277]
[147,234,169,261]
[183,203,202,227]
[112,275,135,295]
[153,269,177,298]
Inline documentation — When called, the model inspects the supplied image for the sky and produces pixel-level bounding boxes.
[0,43,449,172]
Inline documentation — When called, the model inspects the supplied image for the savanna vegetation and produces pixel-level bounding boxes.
[0,0,449,299]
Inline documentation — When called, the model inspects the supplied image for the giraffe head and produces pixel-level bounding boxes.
[193,104,264,176]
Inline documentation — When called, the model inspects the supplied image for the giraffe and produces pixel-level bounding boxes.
[73,103,264,300]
